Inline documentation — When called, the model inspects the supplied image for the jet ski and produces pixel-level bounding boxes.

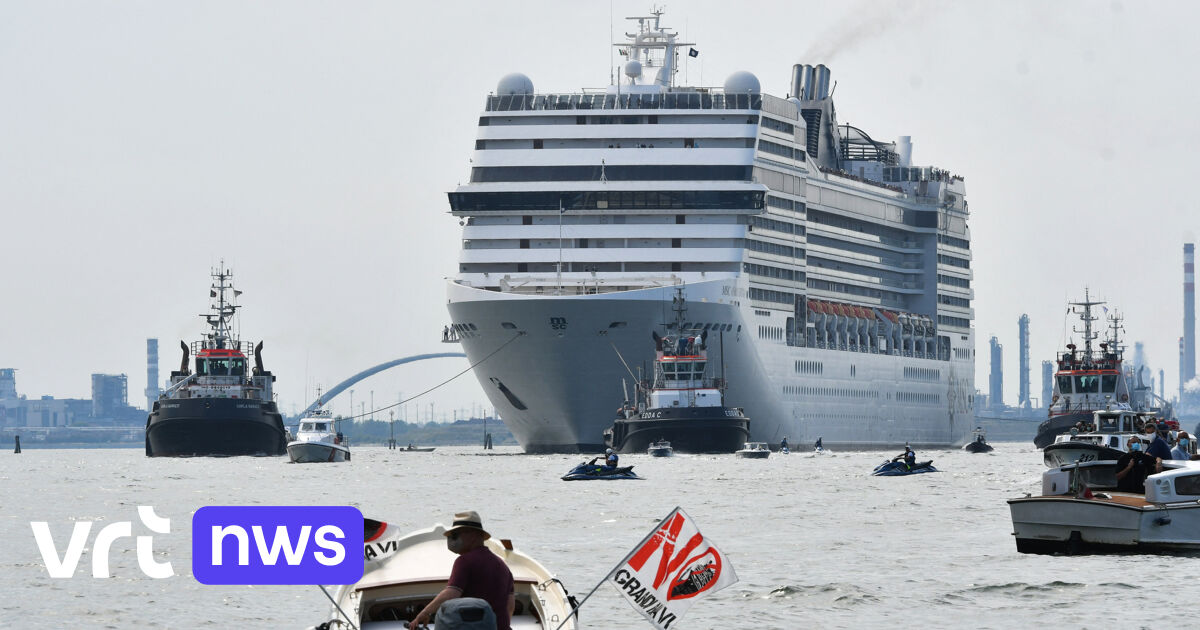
[561,462,642,480]
[872,459,939,476]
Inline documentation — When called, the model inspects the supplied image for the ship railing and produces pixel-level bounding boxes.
[497,274,684,294]
[485,91,763,113]
[161,373,197,397]
[191,340,255,356]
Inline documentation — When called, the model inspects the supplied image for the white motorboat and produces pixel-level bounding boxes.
[287,406,350,463]
[647,439,674,457]
[312,519,577,629]
[1009,460,1200,554]
[735,442,770,459]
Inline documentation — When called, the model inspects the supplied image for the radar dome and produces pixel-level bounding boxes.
[724,71,761,94]
[496,73,534,96]
[624,60,643,79]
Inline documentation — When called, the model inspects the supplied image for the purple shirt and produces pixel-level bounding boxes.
[447,546,514,630]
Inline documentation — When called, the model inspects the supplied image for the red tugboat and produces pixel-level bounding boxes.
[145,264,286,457]
[1033,290,1133,449]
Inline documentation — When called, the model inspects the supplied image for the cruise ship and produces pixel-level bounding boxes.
[445,11,975,452]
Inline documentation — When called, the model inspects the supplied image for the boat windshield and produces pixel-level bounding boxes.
[197,358,246,376]
[1074,375,1100,394]
[1057,375,1072,394]
[1101,374,1118,392]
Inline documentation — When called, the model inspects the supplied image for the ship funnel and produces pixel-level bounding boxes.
[790,64,805,99]
[179,340,189,374]
[814,64,830,99]
[897,136,912,166]
[254,341,265,375]
[802,64,815,100]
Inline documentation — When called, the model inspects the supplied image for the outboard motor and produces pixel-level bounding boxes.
[434,597,497,630]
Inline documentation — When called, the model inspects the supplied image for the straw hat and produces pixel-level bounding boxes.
[444,510,491,540]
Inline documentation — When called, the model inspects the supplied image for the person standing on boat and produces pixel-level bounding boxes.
[409,511,514,630]
[780,436,789,451]
[1171,432,1193,460]
[1115,437,1161,493]
[1147,422,1173,461]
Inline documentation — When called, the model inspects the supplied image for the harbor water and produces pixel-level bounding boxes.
[0,444,1190,629]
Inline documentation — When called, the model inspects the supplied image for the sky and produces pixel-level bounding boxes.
[2,0,1197,419]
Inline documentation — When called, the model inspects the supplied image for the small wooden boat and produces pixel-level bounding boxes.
[1009,460,1200,554]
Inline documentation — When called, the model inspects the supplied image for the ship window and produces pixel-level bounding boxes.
[301,423,312,431]
[230,359,246,376]
[1075,375,1100,394]
[501,322,517,329]
[1101,375,1118,392]
[316,423,328,431]
[195,359,207,375]
[1057,375,1073,394]
[675,362,692,374]
[695,362,706,374]
[1175,475,1200,495]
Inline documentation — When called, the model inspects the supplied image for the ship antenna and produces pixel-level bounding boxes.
[1069,287,1103,366]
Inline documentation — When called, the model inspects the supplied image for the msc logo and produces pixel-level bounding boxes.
[30,506,174,579]
[192,506,363,585]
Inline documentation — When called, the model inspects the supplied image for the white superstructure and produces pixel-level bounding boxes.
[446,10,974,452]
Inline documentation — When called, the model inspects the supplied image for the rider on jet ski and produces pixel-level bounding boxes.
[892,445,916,469]
[588,448,620,468]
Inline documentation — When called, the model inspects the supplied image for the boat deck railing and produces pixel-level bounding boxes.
[486,91,763,113]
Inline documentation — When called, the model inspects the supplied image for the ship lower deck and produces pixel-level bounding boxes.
[448,279,974,452]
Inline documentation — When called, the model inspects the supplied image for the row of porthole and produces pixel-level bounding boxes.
[682,322,737,333]
[782,385,879,399]
[497,321,630,330]
[903,367,942,382]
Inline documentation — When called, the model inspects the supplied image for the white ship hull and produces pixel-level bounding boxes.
[448,278,973,452]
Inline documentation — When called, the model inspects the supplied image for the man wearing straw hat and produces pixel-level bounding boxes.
[409,510,515,630]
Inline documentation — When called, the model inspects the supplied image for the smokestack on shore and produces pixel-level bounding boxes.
[1184,243,1196,398]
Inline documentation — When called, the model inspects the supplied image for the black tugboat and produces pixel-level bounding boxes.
[145,264,287,457]
[604,291,750,454]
